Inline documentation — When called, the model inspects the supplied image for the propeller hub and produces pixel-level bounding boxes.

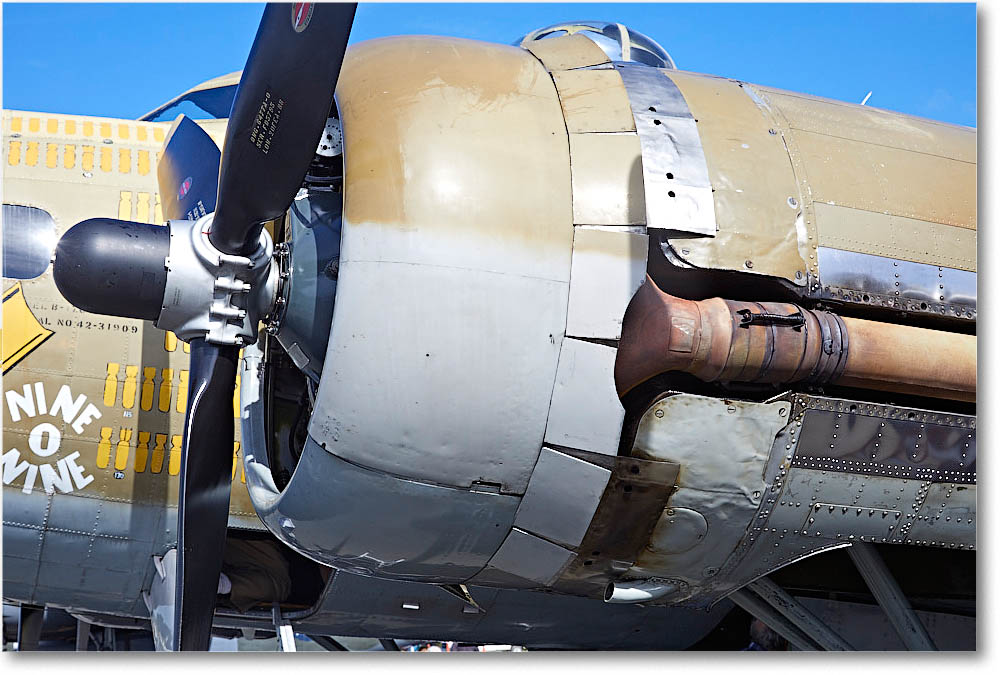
[158,214,277,346]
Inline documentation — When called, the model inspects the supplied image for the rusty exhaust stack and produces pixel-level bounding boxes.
[615,276,976,402]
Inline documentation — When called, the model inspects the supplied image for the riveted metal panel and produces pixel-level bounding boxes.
[905,482,976,547]
[513,448,611,549]
[472,528,576,587]
[552,69,636,133]
[792,408,976,485]
[35,561,86,593]
[565,228,648,340]
[760,88,976,165]
[814,202,976,272]
[322,36,574,493]
[661,70,808,283]
[684,393,975,608]
[628,394,791,602]
[815,246,976,320]
[616,65,717,237]
[543,339,624,456]
[569,132,645,226]
[794,130,976,230]
[523,33,611,71]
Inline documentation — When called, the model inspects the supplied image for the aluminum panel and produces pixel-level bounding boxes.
[513,448,611,549]
[794,130,976,231]
[696,393,975,608]
[312,262,567,494]
[324,36,574,494]
[552,69,636,133]
[543,339,624,456]
[476,528,576,586]
[616,64,717,236]
[565,228,648,340]
[629,394,791,602]
[906,482,976,547]
[816,246,976,320]
[814,202,976,273]
[523,33,611,71]
[569,132,645,226]
[253,438,520,583]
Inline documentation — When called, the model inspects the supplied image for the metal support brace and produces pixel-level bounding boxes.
[308,634,350,652]
[747,577,855,651]
[848,542,937,651]
[16,604,44,651]
[272,602,297,652]
[729,589,821,651]
[75,619,91,651]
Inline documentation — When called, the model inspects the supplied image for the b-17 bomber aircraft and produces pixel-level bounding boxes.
[2,3,975,652]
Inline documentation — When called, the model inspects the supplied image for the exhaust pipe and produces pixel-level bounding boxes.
[615,276,975,402]
[605,578,677,604]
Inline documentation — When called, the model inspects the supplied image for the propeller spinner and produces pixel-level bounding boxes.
[52,2,357,650]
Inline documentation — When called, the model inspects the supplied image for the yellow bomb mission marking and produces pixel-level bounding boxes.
[3,381,101,495]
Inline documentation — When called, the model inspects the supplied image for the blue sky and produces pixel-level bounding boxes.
[2,3,977,127]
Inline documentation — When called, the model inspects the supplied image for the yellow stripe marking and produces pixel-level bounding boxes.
[45,143,58,168]
[114,428,132,471]
[64,144,76,169]
[118,191,133,220]
[140,366,156,411]
[135,432,150,473]
[154,127,165,143]
[137,126,148,142]
[151,434,167,473]
[122,365,138,408]
[97,427,113,469]
[25,142,39,166]
[29,118,40,132]
[137,193,150,223]
[138,149,150,175]
[46,119,58,134]
[65,119,76,135]
[158,368,174,412]
[233,372,241,417]
[82,146,95,171]
[83,121,94,137]
[100,122,111,138]
[8,141,21,166]
[168,435,182,476]
[118,123,129,140]
[100,146,112,172]
[119,148,131,174]
[104,363,120,407]
[11,117,22,132]
[164,331,178,352]
[177,370,189,413]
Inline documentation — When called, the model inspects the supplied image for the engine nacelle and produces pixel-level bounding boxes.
[241,31,976,603]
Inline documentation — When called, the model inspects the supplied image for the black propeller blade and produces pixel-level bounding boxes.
[51,1,358,651]
[158,115,221,222]
[170,2,356,651]
[212,1,357,256]
[174,339,240,650]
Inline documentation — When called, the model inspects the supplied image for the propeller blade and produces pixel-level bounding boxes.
[173,338,240,651]
[212,2,357,255]
[157,115,222,222]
